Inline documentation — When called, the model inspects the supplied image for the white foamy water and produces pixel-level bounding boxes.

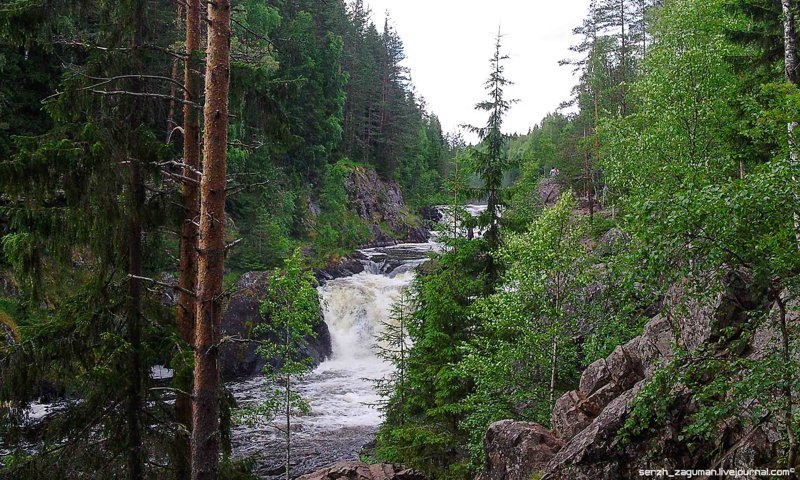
[229,244,431,477]
[229,206,485,477]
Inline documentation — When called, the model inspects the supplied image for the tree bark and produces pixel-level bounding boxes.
[785,0,798,86]
[176,1,202,478]
[126,2,146,479]
[191,0,231,478]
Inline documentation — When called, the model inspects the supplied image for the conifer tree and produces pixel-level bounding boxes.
[464,29,517,257]
[175,1,202,477]
[191,0,231,477]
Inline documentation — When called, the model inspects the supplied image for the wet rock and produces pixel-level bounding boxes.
[404,226,430,244]
[477,420,563,480]
[316,255,366,283]
[418,205,443,224]
[297,461,427,480]
[220,271,332,380]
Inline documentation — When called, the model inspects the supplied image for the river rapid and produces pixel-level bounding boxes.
[230,205,487,478]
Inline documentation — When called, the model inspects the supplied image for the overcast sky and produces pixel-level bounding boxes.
[363,1,591,140]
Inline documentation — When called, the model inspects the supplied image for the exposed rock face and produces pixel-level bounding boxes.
[298,461,427,480]
[344,167,428,246]
[477,421,563,480]
[315,254,366,284]
[478,270,789,480]
[418,205,443,225]
[538,178,560,207]
[220,271,332,380]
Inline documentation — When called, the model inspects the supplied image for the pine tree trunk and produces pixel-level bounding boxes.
[127,162,144,480]
[191,0,231,477]
[127,2,146,478]
[176,1,202,478]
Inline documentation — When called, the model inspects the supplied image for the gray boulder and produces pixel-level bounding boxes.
[220,271,332,380]
[297,461,427,480]
[477,420,563,480]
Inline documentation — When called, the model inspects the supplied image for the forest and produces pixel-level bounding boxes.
[1,0,799,479]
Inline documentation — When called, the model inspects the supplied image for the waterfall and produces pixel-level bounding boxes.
[319,269,415,363]
[229,206,486,477]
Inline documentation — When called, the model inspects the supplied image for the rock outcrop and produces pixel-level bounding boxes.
[538,178,560,207]
[344,166,428,246]
[477,421,563,480]
[315,254,367,284]
[478,270,789,480]
[298,461,427,480]
[220,271,332,380]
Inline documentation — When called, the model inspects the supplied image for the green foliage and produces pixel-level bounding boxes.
[373,288,414,427]
[375,238,491,479]
[459,194,589,468]
[236,251,320,476]
[311,160,371,259]
[463,31,517,254]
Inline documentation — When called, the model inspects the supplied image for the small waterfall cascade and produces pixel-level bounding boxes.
[229,205,486,477]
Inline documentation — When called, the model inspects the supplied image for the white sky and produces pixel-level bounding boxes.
[364,1,591,140]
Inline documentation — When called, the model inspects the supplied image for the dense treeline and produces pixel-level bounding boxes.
[0,0,451,479]
[374,0,800,477]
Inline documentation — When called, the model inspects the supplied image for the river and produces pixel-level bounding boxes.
[229,204,487,478]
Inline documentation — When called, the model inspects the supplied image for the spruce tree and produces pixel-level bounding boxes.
[464,29,517,257]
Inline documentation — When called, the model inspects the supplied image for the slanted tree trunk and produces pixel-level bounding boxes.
[176,1,202,478]
[191,0,231,477]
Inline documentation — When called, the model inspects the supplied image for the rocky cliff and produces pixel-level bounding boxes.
[343,166,428,246]
[220,271,332,380]
[478,269,792,479]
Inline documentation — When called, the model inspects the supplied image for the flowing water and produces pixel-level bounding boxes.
[229,205,488,477]
[229,242,441,478]
[0,205,488,475]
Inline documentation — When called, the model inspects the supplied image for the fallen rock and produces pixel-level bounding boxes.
[594,228,630,257]
[477,420,563,480]
[297,461,427,480]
